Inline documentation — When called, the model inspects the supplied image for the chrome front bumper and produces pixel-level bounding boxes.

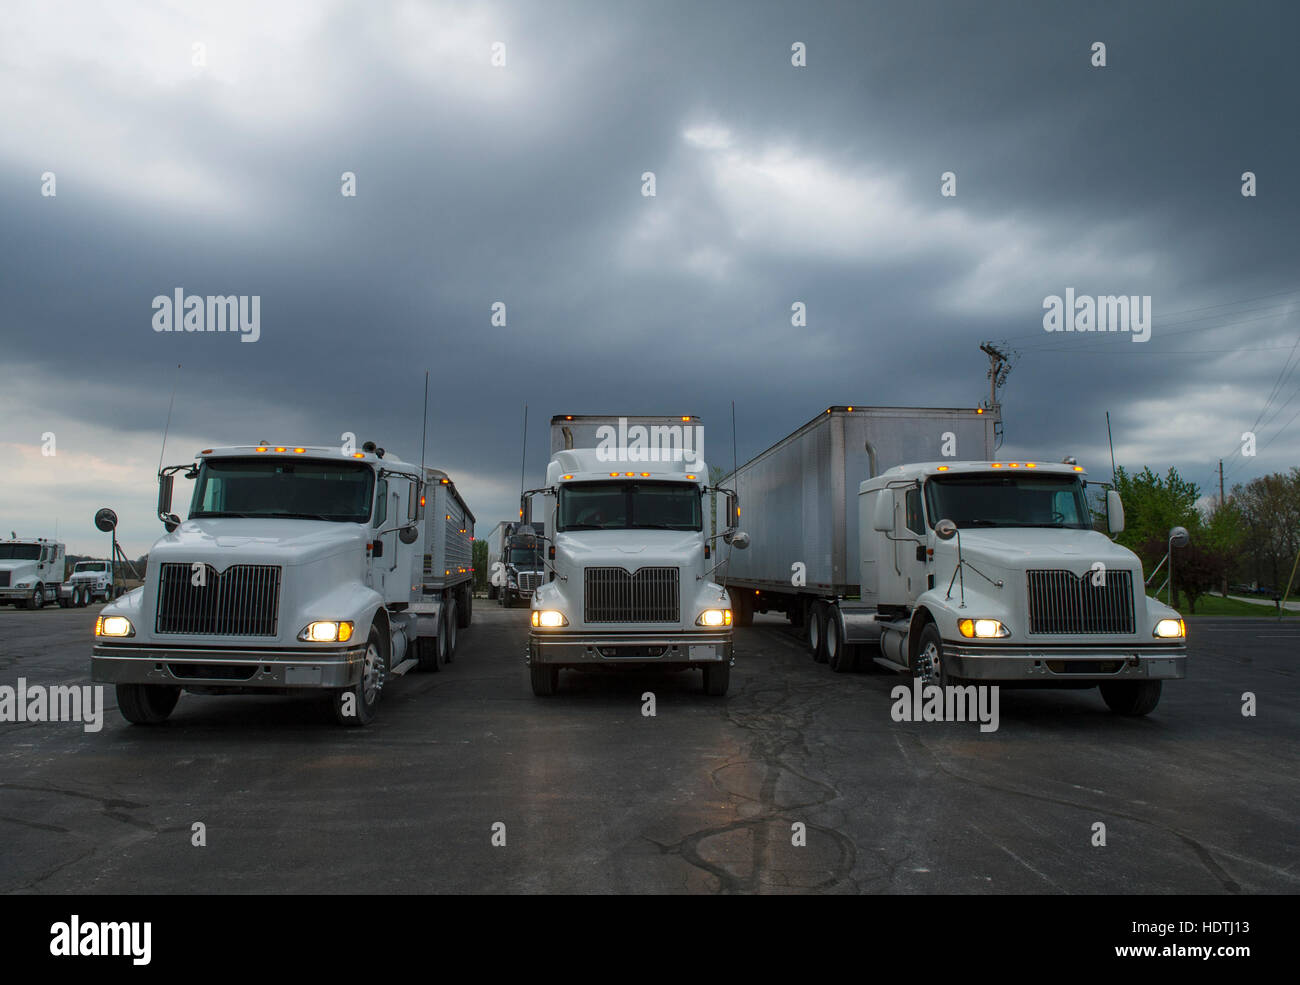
[92,642,369,689]
[943,642,1187,681]
[528,631,733,666]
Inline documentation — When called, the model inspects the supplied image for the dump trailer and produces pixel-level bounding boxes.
[485,520,545,606]
[91,442,475,726]
[521,414,747,696]
[720,406,1186,716]
[0,537,67,609]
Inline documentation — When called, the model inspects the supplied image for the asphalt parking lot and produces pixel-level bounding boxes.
[1,604,1296,894]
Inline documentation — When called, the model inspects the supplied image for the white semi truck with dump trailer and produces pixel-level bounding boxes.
[0,537,68,609]
[521,414,748,697]
[485,520,545,607]
[91,441,475,726]
[719,406,1187,716]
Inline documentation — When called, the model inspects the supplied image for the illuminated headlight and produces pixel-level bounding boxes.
[958,618,1010,639]
[95,616,135,638]
[298,621,355,643]
[1154,619,1185,639]
[696,609,733,628]
[531,610,568,628]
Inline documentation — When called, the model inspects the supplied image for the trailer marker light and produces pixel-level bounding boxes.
[420,497,425,506]
[976,408,984,414]
[847,406,853,412]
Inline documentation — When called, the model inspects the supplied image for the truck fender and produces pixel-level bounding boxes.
[906,606,936,667]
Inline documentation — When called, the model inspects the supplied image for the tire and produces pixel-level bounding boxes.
[808,603,828,663]
[332,625,387,726]
[732,590,754,628]
[530,663,559,696]
[703,661,731,696]
[1100,680,1162,716]
[79,588,90,607]
[417,608,448,672]
[488,586,497,601]
[458,586,472,627]
[116,684,180,725]
[59,592,71,608]
[827,611,857,673]
[912,622,954,686]
[444,600,458,663]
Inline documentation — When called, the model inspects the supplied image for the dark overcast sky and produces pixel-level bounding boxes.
[2,0,1298,554]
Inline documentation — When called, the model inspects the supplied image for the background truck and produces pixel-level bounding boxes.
[520,414,747,696]
[0,537,67,609]
[61,560,118,605]
[92,441,475,726]
[719,406,1186,715]
[485,520,545,606]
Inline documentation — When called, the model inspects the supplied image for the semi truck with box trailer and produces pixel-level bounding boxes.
[520,414,748,696]
[91,441,475,726]
[485,520,545,607]
[0,537,68,609]
[719,406,1186,716]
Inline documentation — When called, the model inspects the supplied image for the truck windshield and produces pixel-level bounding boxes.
[508,548,540,566]
[189,458,375,522]
[557,482,701,532]
[0,544,41,560]
[75,562,107,571]
[924,474,1091,530]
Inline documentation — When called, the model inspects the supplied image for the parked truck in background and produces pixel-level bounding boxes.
[0,537,68,609]
[92,441,475,726]
[520,414,747,696]
[485,520,545,607]
[719,406,1186,716]
[61,560,118,606]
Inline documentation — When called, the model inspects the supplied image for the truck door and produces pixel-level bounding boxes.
[900,484,930,596]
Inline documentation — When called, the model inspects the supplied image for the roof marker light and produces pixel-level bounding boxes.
[561,474,573,480]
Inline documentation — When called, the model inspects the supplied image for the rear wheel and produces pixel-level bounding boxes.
[444,600,458,663]
[458,586,472,627]
[530,664,559,696]
[59,591,71,608]
[827,612,856,673]
[116,684,180,725]
[808,603,828,662]
[703,661,731,696]
[333,625,387,725]
[1100,680,1162,716]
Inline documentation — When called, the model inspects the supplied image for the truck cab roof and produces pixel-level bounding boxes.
[860,460,1088,493]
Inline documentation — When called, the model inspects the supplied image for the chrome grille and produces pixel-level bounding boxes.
[1026,569,1134,635]
[517,572,542,592]
[584,566,679,623]
[155,563,281,637]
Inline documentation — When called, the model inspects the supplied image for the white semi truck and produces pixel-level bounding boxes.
[62,560,118,605]
[91,441,475,726]
[521,414,748,697]
[485,520,545,607]
[0,537,68,609]
[720,406,1186,716]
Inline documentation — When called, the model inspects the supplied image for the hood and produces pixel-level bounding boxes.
[943,528,1139,572]
[150,517,368,568]
[555,528,703,569]
[0,560,37,573]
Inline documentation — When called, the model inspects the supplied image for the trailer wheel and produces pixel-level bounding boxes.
[703,661,731,696]
[116,684,180,725]
[444,600,458,663]
[458,585,472,627]
[808,603,828,662]
[333,625,387,725]
[59,591,71,608]
[1100,680,1162,716]
[416,615,447,671]
[530,664,560,696]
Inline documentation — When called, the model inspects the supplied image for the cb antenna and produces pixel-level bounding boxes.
[419,370,429,476]
[518,404,528,519]
[158,363,180,473]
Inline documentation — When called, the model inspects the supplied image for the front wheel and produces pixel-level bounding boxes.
[1100,680,1162,716]
[333,625,387,726]
[703,661,731,696]
[912,623,952,686]
[27,585,44,610]
[116,684,180,725]
[530,664,559,696]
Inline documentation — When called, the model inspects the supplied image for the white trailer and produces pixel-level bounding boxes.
[0,537,68,609]
[720,406,1187,716]
[92,442,475,726]
[521,414,747,696]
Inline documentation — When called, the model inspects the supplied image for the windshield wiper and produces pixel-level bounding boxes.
[191,511,262,518]
[559,523,609,531]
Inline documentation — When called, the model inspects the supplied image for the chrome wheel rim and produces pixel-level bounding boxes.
[361,640,383,704]
[917,641,941,685]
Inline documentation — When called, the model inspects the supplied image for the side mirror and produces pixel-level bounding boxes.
[934,518,958,541]
[408,482,420,523]
[1169,525,1190,549]
[1106,489,1125,535]
[398,524,419,545]
[726,491,740,531]
[872,491,895,532]
[371,539,384,558]
[157,474,180,532]
[730,531,750,550]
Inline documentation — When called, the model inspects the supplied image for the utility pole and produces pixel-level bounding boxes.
[1219,459,1225,507]
[979,341,1017,451]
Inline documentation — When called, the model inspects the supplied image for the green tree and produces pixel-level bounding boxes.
[472,538,488,595]
[1112,465,1201,579]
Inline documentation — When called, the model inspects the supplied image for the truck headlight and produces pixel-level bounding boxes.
[958,618,1009,639]
[15,581,31,589]
[298,621,355,643]
[696,609,733,627]
[95,616,135,638]
[1153,619,1185,639]
[532,610,568,628]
